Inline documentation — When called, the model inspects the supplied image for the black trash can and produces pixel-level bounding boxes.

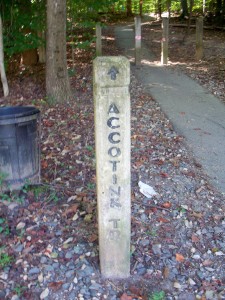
[0,106,40,191]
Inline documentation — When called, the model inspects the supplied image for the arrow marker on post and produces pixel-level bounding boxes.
[108,66,119,80]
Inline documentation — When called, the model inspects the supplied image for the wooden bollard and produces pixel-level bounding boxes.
[93,56,131,278]
[135,16,142,65]
[161,17,169,65]
[96,24,102,56]
[196,16,203,60]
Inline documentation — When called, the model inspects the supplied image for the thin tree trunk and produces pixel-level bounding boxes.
[127,0,132,17]
[38,31,46,63]
[46,0,72,104]
[139,0,143,16]
[167,0,171,18]
[20,0,38,66]
[158,0,162,18]
[0,14,9,97]
[187,0,194,34]
[180,0,189,18]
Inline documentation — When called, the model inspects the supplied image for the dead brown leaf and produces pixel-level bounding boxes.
[191,211,203,218]
[157,217,170,223]
[62,204,79,218]
[163,266,170,279]
[191,234,200,243]
[176,253,185,262]
[120,293,133,300]
[162,202,172,208]
[129,285,142,297]
[88,233,98,243]
[48,281,64,291]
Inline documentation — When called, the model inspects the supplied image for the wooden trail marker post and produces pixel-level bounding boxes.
[161,17,169,65]
[96,24,102,56]
[135,16,142,65]
[196,16,203,60]
[93,56,131,278]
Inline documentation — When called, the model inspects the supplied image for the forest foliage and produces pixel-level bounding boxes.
[0,0,224,63]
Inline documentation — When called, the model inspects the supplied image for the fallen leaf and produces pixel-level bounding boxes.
[88,234,98,243]
[86,204,95,214]
[192,234,199,242]
[163,266,170,279]
[84,214,93,223]
[120,293,132,300]
[16,222,26,230]
[192,211,203,218]
[67,195,77,202]
[72,212,79,221]
[176,253,185,262]
[41,160,48,169]
[48,281,64,291]
[62,204,79,218]
[162,202,172,208]
[174,281,182,289]
[160,172,169,178]
[43,120,54,127]
[129,285,142,297]
[157,217,170,223]
[50,252,58,259]
[44,244,53,257]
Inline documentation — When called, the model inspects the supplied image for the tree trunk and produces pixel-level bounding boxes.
[167,0,172,18]
[187,0,194,33]
[127,0,132,17]
[139,0,143,16]
[216,0,224,24]
[0,14,9,97]
[180,0,189,18]
[46,0,72,104]
[20,0,38,66]
[38,31,46,63]
[158,0,162,18]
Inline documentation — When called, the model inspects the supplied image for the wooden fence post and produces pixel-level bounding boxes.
[161,17,169,65]
[135,16,142,65]
[96,24,102,56]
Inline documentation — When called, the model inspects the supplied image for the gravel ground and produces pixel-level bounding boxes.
[0,23,225,300]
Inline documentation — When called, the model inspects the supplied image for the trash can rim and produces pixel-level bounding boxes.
[0,106,40,120]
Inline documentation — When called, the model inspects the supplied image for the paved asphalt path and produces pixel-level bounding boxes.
[114,23,225,194]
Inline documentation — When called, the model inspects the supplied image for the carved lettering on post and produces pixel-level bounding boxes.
[93,56,131,278]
